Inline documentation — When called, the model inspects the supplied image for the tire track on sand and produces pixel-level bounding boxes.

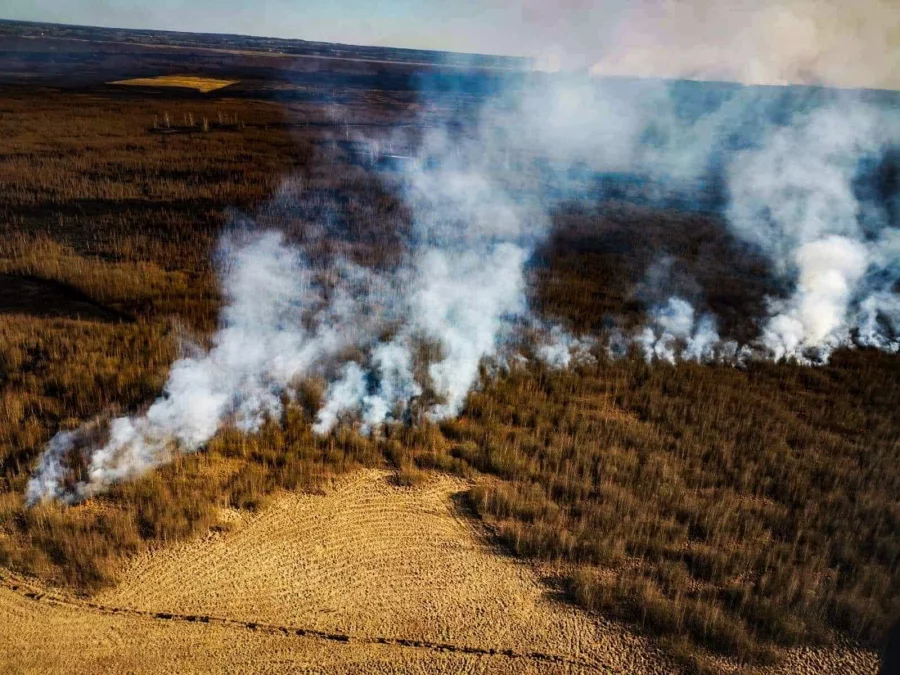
[0,570,600,671]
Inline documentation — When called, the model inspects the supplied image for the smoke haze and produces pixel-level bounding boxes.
[584,0,900,91]
[25,21,900,503]
[14,1,899,90]
[27,92,570,502]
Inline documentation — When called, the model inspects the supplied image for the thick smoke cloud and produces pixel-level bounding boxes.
[623,96,900,364]
[27,69,900,503]
[727,103,900,361]
[26,91,575,503]
[27,233,389,502]
[511,77,900,365]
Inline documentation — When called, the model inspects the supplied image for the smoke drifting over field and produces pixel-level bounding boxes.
[728,104,900,362]
[499,76,900,365]
[663,97,897,363]
[27,102,563,503]
[27,70,900,503]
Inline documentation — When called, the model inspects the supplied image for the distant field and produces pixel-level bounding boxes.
[110,75,238,92]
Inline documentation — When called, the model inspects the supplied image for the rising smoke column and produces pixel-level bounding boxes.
[541,82,900,364]
[311,120,551,431]
[27,92,565,503]
[27,232,397,503]
[27,226,428,503]
[516,1,900,362]
[634,297,740,364]
[625,96,900,365]
[727,102,900,362]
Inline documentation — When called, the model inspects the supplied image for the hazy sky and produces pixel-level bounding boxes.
[3,0,899,89]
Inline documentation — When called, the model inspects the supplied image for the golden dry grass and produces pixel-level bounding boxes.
[109,75,238,92]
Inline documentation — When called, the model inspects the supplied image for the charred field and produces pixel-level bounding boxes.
[0,21,898,675]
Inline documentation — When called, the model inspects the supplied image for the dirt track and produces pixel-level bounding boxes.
[0,582,577,674]
[0,470,881,674]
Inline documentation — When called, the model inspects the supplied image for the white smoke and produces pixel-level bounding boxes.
[310,243,531,434]
[618,97,899,365]
[312,362,369,435]
[727,103,900,362]
[307,117,552,434]
[536,325,596,369]
[635,297,737,365]
[27,232,389,503]
[25,72,900,503]
[758,237,869,361]
[547,82,900,365]
[27,90,583,503]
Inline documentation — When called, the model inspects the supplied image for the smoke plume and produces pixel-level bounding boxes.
[727,103,900,362]
[26,70,900,503]
[634,297,737,365]
[28,233,379,502]
[27,91,577,503]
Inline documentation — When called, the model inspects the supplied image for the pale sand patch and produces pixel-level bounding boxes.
[109,75,237,92]
[0,583,569,674]
[97,469,668,672]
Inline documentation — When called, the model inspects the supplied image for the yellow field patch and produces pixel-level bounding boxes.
[0,470,881,673]
[109,75,237,93]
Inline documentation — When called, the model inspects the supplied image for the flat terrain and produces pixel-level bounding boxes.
[0,470,880,674]
[1,583,576,674]
[0,21,895,674]
[97,470,657,669]
[110,75,239,92]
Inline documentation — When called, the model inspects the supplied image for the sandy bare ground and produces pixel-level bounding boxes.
[0,579,575,674]
[95,469,670,673]
[0,469,881,674]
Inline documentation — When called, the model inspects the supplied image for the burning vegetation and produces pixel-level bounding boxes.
[0,33,897,674]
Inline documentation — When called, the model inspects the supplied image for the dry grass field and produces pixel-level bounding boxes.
[0,26,896,674]
[110,75,239,92]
